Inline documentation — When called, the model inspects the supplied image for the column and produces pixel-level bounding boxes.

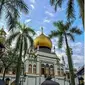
[60,65,62,76]
[37,57,40,75]
[25,60,29,73]
[54,63,58,76]
[32,61,33,74]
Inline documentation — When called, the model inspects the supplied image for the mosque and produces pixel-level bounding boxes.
[0,28,70,85]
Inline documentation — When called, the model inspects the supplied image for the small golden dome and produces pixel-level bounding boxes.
[34,33,52,49]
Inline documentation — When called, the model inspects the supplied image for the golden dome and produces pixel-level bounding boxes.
[34,33,52,49]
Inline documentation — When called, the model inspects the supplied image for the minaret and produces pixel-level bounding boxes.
[54,46,55,53]
[41,27,43,34]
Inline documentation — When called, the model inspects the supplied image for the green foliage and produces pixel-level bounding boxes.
[50,0,64,11]
[49,20,82,85]
[0,50,18,68]
[6,23,35,85]
[0,0,28,31]
[50,0,84,26]
[49,21,82,48]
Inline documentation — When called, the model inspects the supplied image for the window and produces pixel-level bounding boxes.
[29,64,32,73]
[45,64,49,75]
[50,65,54,76]
[33,64,36,74]
[41,64,45,75]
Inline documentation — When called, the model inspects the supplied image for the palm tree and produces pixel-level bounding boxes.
[49,21,82,85]
[7,23,35,85]
[0,0,28,31]
[50,0,84,26]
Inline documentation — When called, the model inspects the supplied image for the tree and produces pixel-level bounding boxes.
[0,0,28,31]
[50,0,84,26]
[0,49,18,81]
[49,21,82,85]
[7,23,35,85]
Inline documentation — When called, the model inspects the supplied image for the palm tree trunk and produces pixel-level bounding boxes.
[15,41,23,85]
[2,67,6,81]
[64,33,75,85]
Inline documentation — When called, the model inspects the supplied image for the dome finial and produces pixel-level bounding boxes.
[41,27,43,34]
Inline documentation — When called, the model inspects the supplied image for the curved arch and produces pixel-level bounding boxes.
[33,64,36,74]
[50,65,54,76]
[46,64,49,67]
[41,64,45,75]
[29,64,32,73]
[45,64,49,75]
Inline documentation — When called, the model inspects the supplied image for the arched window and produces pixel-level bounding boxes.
[45,64,49,75]
[33,64,36,74]
[50,65,54,76]
[29,64,32,73]
[41,64,45,75]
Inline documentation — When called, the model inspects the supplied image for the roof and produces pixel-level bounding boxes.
[77,66,84,75]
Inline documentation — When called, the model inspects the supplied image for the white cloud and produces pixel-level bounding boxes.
[52,38,84,69]
[57,7,65,12]
[30,4,35,9]
[45,11,54,17]
[30,0,35,4]
[25,19,32,23]
[43,19,51,23]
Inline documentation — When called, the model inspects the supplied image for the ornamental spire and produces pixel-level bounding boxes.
[41,27,43,34]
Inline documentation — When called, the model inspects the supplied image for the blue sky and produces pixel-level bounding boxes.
[0,0,84,69]
[21,0,84,69]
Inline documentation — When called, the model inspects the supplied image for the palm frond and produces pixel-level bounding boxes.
[25,27,35,35]
[58,35,63,48]
[66,0,75,20]
[50,0,55,5]
[16,22,23,29]
[0,0,4,17]
[6,32,20,44]
[13,0,28,14]
[70,27,82,35]
[67,33,75,41]
[14,35,21,52]
[50,0,64,11]
[6,10,17,31]
[49,30,60,38]
[26,35,33,47]
[53,21,64,32]
[77,0,84,25]
[64,21,73,30]
[56,0,64,8]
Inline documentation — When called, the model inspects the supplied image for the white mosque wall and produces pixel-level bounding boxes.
[0,75,79,85]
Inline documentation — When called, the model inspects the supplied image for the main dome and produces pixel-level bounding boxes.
[34,33,52,49]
